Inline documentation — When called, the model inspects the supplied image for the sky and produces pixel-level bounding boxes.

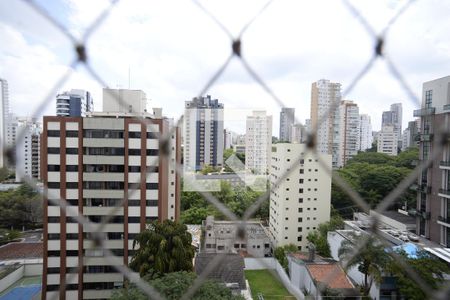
[1,0,450,135]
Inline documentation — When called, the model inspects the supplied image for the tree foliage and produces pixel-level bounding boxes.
[274,244,297,271]
[181,181,267,224]
[332,148,418,217]
[111,271,243,300]
[0,184,42,230]
[306,212,344,257]
[385,250,449,300]
[130,220,195,278]
[338,233,389,296]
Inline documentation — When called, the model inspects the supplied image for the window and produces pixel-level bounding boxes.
[66,182,78,189]
[299,169,304,174]
[299,179,303,184]
[299,188,303,193]
[66,130,78,137]
[298,208,303,213]
[147,149,159,156]
[298,227,302,232]
[128,166,140,172]
[129,131,141,138]
[298,217,302,222]
[146,183,158,190]
[48,165,60,172]
[128,149,141,155]
[47,147,60,154]
[147,200,158,206]
[66,148,78,154]
[297,236,302,242]
[425,90,433,108]
[299,198,303,203]
[66,165,78,172]
[47,130,60,137]
[300,159,304,164]
[47,182,60,188]
[147,132,159,139]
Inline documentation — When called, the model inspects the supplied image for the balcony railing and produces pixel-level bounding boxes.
[438,216,450,224]
[414,133,433,142]
[443,104,450,111]
[440,161,450,167]
[413,107,435,117]
[416,210,431,220]
[438,189,450,196]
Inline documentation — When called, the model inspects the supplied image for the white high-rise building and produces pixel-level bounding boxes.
[310,79,342,168]
[0,78,10,168]
[269,143,332,250]
[377,125,398,156]
[359,114,373,151]
[103,88,147,114]
[245,111,272,174]
[184,95,224,172]
[56,89,93,117]
[14,117,41,182]
[382,103,402,148]
[290,123,304,143]
[337,100,360,167]
[279,108,295,142]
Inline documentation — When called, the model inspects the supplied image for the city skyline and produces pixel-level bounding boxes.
[1,1,450,134]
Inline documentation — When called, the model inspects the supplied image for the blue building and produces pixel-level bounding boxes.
[56,89,93,117]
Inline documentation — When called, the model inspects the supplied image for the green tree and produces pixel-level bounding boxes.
[338,233,388,296]
[394,147,419,169]
[130,220,195,278]
[386,250,449,300]
[111,271,243,300]
[306,214,344,257]
[274,244,297,271]
[181,206,218,225]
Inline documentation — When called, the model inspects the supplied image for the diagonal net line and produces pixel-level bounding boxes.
[81,0,121,42]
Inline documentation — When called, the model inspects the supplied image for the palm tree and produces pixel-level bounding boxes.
[130,220,195,278]
[338,232,389,296]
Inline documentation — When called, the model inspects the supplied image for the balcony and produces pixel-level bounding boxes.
[438,216,450,225]
[443,104,450,111]
[438,189,450,198]
[413,107,435,117]
[416,210,431,220]
[440,161,450,169]
[410,184,431,193]
[414,133,433,142]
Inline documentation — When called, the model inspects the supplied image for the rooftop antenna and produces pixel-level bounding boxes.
[128,66,131,89]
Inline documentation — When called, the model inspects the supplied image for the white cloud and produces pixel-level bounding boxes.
[1,0,449,133]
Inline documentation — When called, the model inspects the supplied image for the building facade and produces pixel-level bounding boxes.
[414,75,450,247]
[56,89,93,117]
[359,114,373,151]
[377,125,398,156]
[382,103,403,148]
[401,120,420,151]
[269,143,332,251]
[310,79,342,168]
[290,123,305,144]
[0,78,10,168]
[14,117,41,182]
[245,111,272,174]
[184,95,224,172]
[337,100,360,167]
[201,216,271,257]
[279,108,295,142]
[41,90,181,299]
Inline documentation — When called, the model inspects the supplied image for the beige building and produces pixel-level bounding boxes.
[377,125,398,156]
[310,79,342,168]
[269,143,332,251]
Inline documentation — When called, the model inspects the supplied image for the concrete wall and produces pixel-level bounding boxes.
[244,257,276,270]
[0,265,24,293]
[24,263,42,276]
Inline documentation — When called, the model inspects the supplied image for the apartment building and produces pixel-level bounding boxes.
[184,95,224,172]
[377,125,398,156]
[310,79,342,168]
[414,75,450,247]
[359,114,373,151]
[290,123,305,144]
[245,111,272,174]
[56,89,93,117]
[0,78,10,167]
[41,89,180,299]
[269,143,332,251]
[14,117,41,182]
[279,108,295,142]
[337,100,360,167]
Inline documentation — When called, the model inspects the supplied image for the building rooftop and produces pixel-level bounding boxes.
[0,242,43,260]
[375,210,415,225]
[306,264,354,289]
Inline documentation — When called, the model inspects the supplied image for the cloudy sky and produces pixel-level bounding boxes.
[1,0,450,134]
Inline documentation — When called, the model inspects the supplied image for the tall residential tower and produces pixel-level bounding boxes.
[245,111,272,174]
[279,108,295,142]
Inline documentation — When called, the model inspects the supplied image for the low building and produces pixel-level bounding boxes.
[194,252,246,293]
[202,216,271,258]
[288,251,359,299]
